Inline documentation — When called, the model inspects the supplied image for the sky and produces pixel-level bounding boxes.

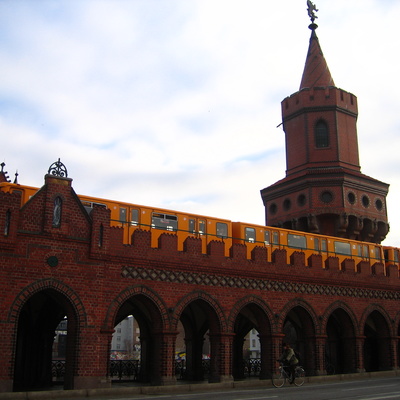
[1,0,400,246]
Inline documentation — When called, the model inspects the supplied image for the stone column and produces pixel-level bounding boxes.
[355,335,366,373]
[209,333,234,383]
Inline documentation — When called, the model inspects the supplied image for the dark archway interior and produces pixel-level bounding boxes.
[283,306,315,374]
[326,308,356,374]
[114,294,163,384]
[364,311,391,372]
[232,304,271,380]
[13,289,77,391]
[179,299,220,382]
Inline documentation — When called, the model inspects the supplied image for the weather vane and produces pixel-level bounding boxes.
[307,0,318,23]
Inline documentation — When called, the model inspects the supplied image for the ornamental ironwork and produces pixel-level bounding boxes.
[48,158,68,178]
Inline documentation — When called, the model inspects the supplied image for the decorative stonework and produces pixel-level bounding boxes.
[122,266,399,300]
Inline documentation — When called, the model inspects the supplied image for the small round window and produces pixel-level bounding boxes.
[297,194,306,206]
[362,195,370,207]
[283,199,291,211]
[321,191,333,204]
[375,199,383,211]
[269,203,277,215]
[347,192,356,204]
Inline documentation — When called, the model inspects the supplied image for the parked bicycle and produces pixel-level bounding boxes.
[272,361,305,387]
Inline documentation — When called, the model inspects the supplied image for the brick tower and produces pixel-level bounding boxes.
[260,11,389,244]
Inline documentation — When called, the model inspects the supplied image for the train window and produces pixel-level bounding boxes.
[152,213,178,231]
[245,227,256,243]
[334,241,351,255]
[272,231,279,245]
[216,222,228,238]
[288,234,306,249]
[119,208,127,223]
[314,238,319,251]
[199,220,206,235]
[264,231,270,245]
[131,209,139,226]
[395,250,399,263]
[189,219,195,233]
[374,247,381,261]
[363,245,369,258]
[321,239,327,252]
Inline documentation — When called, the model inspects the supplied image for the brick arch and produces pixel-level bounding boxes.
[103,285,170,331]
[321,301,358,334]
[227,295,274,333]
[172,290,227,332]
[360,303,394,336]
[7,278,87,327]
[277,298,318,333]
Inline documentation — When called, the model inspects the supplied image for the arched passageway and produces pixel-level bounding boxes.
[363,310,391,372]
[13,289,78,391]
[113,293,164,383]
[282,305,316,375]
[326,308,356,374]
[179,299,221,382]
[232,303,271,380]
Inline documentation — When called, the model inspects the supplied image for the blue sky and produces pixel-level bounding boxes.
[1,0,400,246]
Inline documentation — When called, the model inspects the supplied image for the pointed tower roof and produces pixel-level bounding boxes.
[299,23,335,90]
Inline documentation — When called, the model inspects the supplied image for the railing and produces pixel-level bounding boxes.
[51,360,65,382]
[109,360,140,381]
[51,358,260,382]
[243,358,261,377]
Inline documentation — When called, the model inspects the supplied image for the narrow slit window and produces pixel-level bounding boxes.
[53,197,62,227]
[4,210,11,236]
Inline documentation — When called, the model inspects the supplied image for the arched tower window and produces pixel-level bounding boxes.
[315,120,329,148]
[52,196,62,227]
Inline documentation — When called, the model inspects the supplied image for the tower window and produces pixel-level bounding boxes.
[347,192,356,204]
[52,197,62,227]
[315,120,329,148]
[283,199,291,211]
[269,203,277,215]
[320,191,333,204]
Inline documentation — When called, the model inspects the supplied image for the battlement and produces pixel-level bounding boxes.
[282,86,358,119]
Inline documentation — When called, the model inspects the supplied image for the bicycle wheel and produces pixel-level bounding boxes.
[272,368,285,387]
[294,366,305,386]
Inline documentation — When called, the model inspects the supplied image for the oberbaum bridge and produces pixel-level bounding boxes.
[1,4,399,395]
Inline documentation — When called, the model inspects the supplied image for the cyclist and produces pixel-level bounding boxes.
[279,342,299,383]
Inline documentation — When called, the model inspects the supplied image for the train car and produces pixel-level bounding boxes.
[383,246,400,270]
[0,181,39,205]
[79,194,233,255]
[0,180,395,269]
[0,181,232,256]
[232,221,384,270]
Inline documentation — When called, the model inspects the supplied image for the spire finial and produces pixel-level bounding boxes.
[307,0,318,31]
[307,0,318,22]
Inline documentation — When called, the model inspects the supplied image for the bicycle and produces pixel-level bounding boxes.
[272,361,305,387]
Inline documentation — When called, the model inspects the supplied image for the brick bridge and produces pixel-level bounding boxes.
[1,172,399,393]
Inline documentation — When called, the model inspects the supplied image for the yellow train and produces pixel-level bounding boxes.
[1,181,399,271]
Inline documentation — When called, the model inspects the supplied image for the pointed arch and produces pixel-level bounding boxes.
[172,290,226,332]
[321,300,358,334]
[227,295,274,333]
[8,278,87,326]
[103,285,170,331]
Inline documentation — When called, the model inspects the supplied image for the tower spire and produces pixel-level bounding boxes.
[300,2,335,90]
